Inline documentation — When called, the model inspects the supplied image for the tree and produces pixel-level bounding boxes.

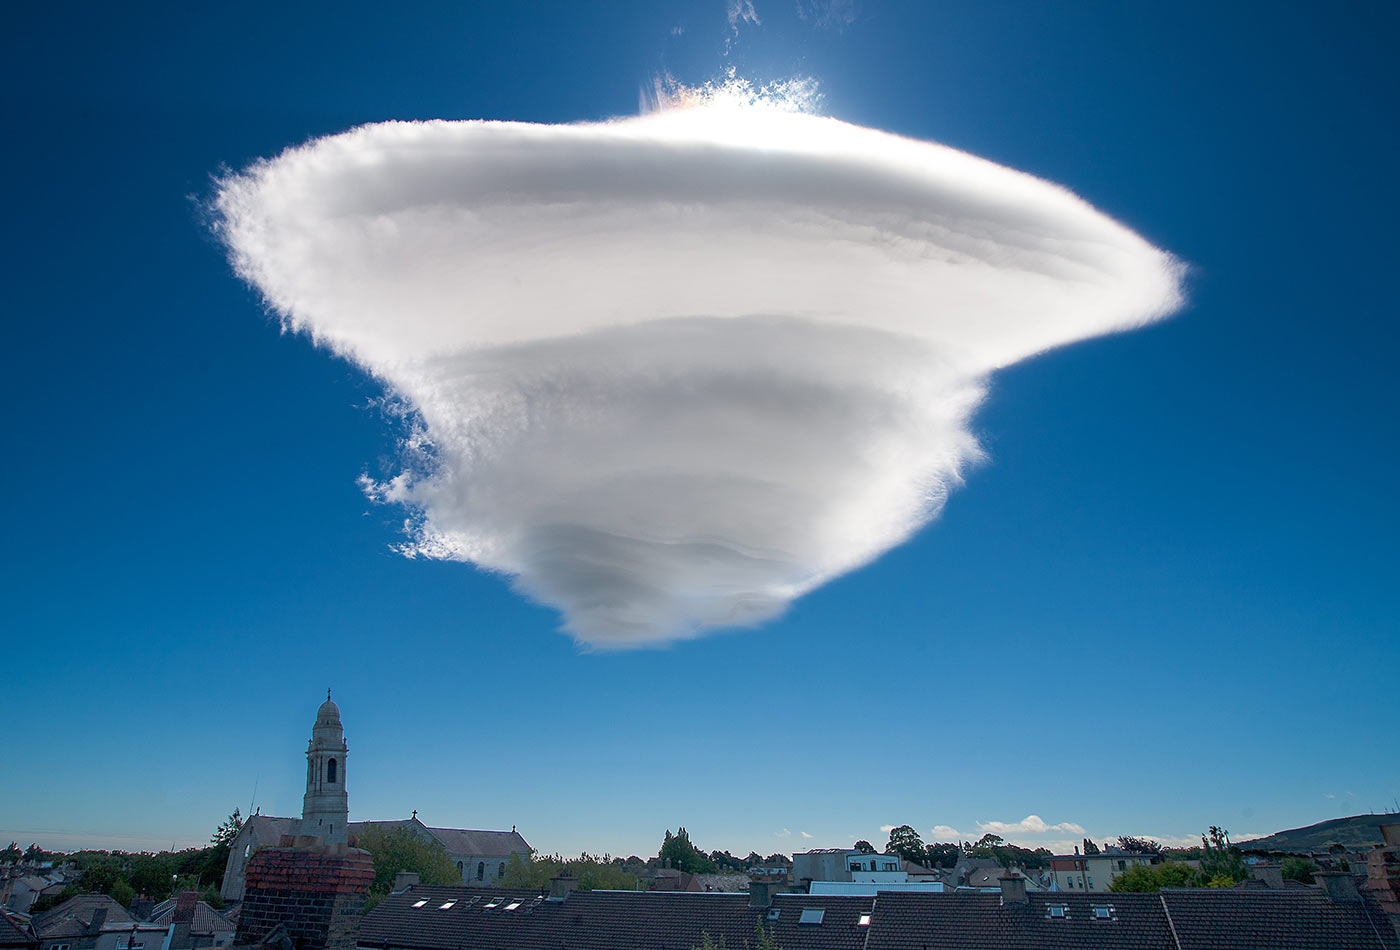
[1109,862,1201,892]
[924,844,959,869]
[1197,827,1248,887]
[1281,857,1318,884]
[658,828,717,874]
[853,841,875,854]
[501,852,638,891]
[971,834,1004,852]
[355,825,458,909]
[212,809,243,848]
[885,826,925,864]
[1116,836,1162,854]
[1082,838,1100,855]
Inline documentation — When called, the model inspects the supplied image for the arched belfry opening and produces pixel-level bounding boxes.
[327,757,338,783]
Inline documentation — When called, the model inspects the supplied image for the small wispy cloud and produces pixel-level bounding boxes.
[796,0,858,30]
[800,831,814,839]
[930,825,961,841]
[727,0,761,33]
[880,825,896,834]
[774,828,792,838]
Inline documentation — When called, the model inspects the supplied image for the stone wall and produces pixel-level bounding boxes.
[233,846,374,950]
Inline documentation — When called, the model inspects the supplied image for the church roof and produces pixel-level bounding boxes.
[424,827,532,857]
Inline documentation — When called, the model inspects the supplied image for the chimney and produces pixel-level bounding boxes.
[998,873,1027,905]
[392,872,420,893]
[170,890,199,950]
[548,873,578,901]
[748,872,786,909]
[1317,870,1360,901]
[1251,863,1285,889]
[1365,824,1400,939]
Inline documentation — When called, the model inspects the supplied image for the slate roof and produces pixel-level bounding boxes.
[147,898,235,935]
[1159,888,1399,950]
[360,885,1400,950]
[31,894,135,939]
[866,891,1175,950]
[0,910,36,949]
[422,827,532,857]
[359,886,872,950]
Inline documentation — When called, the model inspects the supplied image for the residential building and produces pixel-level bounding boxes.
[1050,845,1161,892]
[792,849,904,888]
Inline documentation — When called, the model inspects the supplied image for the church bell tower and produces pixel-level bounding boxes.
[298,690,349,844]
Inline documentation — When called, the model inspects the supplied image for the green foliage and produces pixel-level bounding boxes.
[500,853,639,891]
[964,835,1051,870]
[355,825,459,901]
[885,826,925,864]
[923,843,959,869]
[1082,838,1101,855]
[1117,836,1162,854]
[29,886,79,915]
[1198,826,1249,887]
[853,841,875,854]
[1281,857,1318,883]
[1108,862,1201,892]
[658,828,717,874]
[692,922,780,950]
[1,842,21,864]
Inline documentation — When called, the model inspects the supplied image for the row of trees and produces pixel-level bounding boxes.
[881,825,1053,870]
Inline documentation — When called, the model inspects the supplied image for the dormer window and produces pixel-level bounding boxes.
[1047,905,1068,919]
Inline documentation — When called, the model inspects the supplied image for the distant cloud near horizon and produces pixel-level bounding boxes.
[978,815,1086,837]
[215,81,1181,647]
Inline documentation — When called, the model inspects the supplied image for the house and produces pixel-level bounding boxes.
[147,895,235,947]
[1049,845,1160,892]
[220,696,530,902]
[792,849,904,888]
[29,895,134,950]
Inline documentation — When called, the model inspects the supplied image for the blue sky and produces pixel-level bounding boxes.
[2,0,1396,859]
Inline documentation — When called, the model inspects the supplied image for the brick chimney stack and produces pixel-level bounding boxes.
[169,889,199,950]
[748,870,787,909]
[999,872,1028,905]
[1366,823,1400,939]
[548,873,579,901]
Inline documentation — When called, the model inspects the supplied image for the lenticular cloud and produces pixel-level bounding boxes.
[216,89,1181,647]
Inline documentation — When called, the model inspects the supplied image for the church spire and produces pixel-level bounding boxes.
[298,692,349,844]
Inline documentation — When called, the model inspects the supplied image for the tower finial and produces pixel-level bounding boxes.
[327,687,332,701]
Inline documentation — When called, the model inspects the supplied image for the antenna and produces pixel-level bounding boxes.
[249,773,260,818]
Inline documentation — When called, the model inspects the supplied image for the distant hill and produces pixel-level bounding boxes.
[1238,813,1398,853]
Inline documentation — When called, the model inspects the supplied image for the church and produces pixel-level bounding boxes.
[220,694,532,902]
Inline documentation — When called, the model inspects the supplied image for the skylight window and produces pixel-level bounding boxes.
[798,908,825,925]
[483,899,501,909]
[766,909,780,921]
[1093,906,1114,920]
[505,902,521,911]
[439,901,457,910]
[1047,905,1067,919]
[858,915,871,927]
[411,900,428,908]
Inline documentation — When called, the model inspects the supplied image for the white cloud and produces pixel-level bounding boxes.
[216,81,1181,647]
[774,828,792,838]
[879,825,896,834]
[801,831,814,838]
[978,815,1087,838]
[930,825,961,840]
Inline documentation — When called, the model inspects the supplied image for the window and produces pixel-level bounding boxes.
[1117,860,1126,871]
[484,899,501,910]
[499,862,506,879]
[766,909,780,921]
[849,863,862,872]
[439,901,456,910]
[504,902,521,911]
[327,758,337,783]
[798,908,825,926]
[1048,905,1067,919]
[457,861,464,876]
[1087,878,1094,888]
[244,844,251,859]
[477,862,485,881]
[883,862,896,871]
[857,915,871,927]
[1093,906,1114,920]
[411,900,428,908]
